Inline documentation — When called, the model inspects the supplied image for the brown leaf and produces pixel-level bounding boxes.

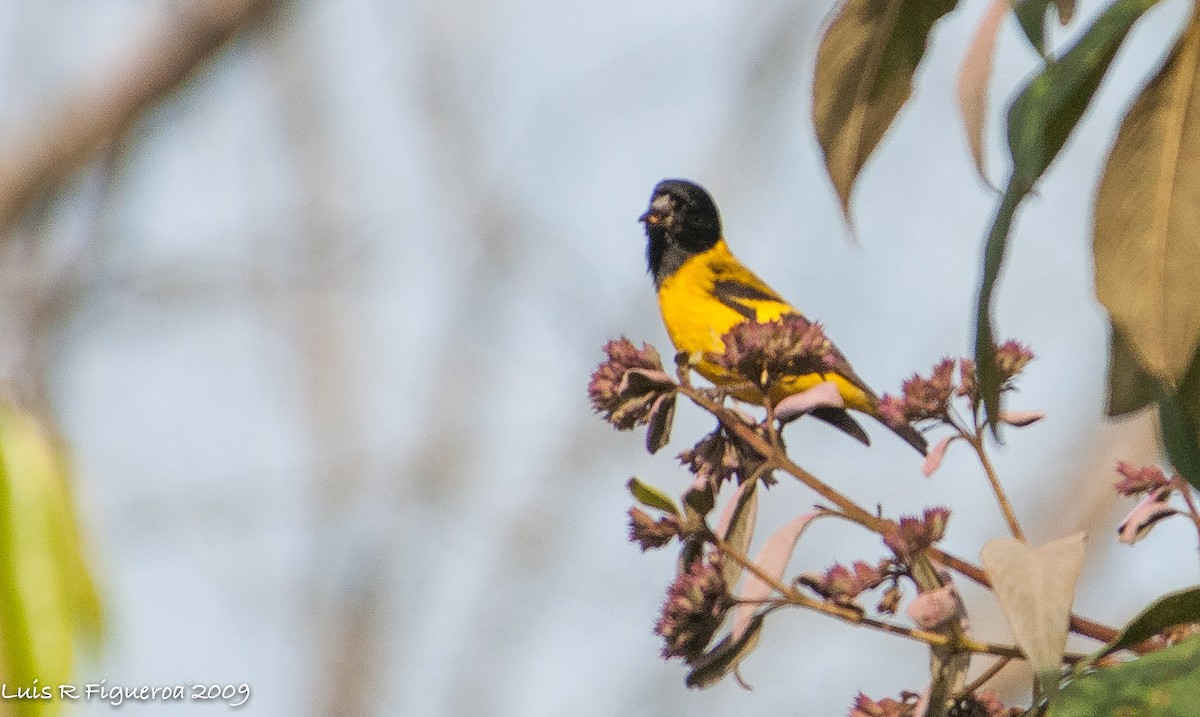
[956,0,1008,185]
[813,0,958,221]
[1054,0,1076,25]
[1107,322,1161,416]
[1095,16,1200,384]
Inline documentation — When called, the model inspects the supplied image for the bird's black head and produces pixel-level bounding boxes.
[640,179,722,287]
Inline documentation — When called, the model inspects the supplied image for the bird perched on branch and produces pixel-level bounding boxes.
[639,178,927,455]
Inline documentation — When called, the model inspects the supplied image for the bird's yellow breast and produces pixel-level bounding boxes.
[655,241,874,412]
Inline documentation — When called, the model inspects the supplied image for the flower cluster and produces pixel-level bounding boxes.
[1113,461,1170,496]
[799,560,891,607]
[589,338,678,452]
[654,557,731,662]
[628,507,681,551]
[850,691,1018,717]
[993,340,1034,385]
[1113,462,1183,545]
[849,692,917,717]
[880,359,957,425]
[709,315,840,394]
[878,341,1037,430]
[677,424,770,487]
[883,507,950,562]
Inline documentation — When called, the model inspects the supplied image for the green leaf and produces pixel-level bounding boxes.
[1015,0,1076,55]
[975,182,1025,434]
[1009,0,1160,187]
[0,404,102,717]
[1107,323,1161,416]
[1050,636,1200,717]
[1015,0,1054,55]
[627,477,680,516]
[976,0,1163,428]
[1173,343,1200,482]
[812,0,958,220]
[1095,15,1200,386]
[1094,586,1200,660]
[1159,391,1200,492]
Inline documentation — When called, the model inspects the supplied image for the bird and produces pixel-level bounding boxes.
[638,178,927,455]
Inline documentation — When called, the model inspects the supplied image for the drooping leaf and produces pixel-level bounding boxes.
[1159,390,1200,492]
[1050,635,1200,717]
[1094,585,1200,659]
[976,0,1163,429]
[731,512,824,642]
[975,186,1025,433]
[813,0,958,221]
[713,479,759,589]
[981,533,1086,693]
[684,614,765,689]
[683,474,716,517]
[1015,0,1077,55]
[627,477,680,516]
[1015,0,1052,54]
[921,436,953,477]
[1116,487,1179,544]
[644,393,676,454]
[1095,14,1200,386]
[1054,0,1077,26]
[1107,323,1161,416]
[956,0,1009,184]
[0,404,103,717]
[999,409,1045,427]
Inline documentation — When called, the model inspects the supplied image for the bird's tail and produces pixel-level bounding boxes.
[886,418,927,456]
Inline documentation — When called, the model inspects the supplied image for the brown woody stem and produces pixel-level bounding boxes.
[676,383,1122,647]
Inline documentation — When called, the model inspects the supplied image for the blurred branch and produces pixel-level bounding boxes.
[0,0,282,233]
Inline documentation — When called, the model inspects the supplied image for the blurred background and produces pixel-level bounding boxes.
[0,0,1191,714]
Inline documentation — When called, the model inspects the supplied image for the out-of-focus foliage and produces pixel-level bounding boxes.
[1094,585,1200,659]
[1096,12,1200,388]
[0,404,101,717]
[1051,636,1200,717]
[812,0,957,220]
[975,0,1162,429]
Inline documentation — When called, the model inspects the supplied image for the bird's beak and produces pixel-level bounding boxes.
[640,194,672,226]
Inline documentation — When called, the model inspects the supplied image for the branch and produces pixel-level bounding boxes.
[676,383,1122,646]
[711,534,1026,660]
[0,0,282,232]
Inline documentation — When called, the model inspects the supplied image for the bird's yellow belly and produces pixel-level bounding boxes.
[656,279,874,413]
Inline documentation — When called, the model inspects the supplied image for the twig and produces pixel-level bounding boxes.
[711,534,1026,659]
[958,656,1011,697]
[676,383,1122,646]
[967,432,1025,540]
[0,0,282,232]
